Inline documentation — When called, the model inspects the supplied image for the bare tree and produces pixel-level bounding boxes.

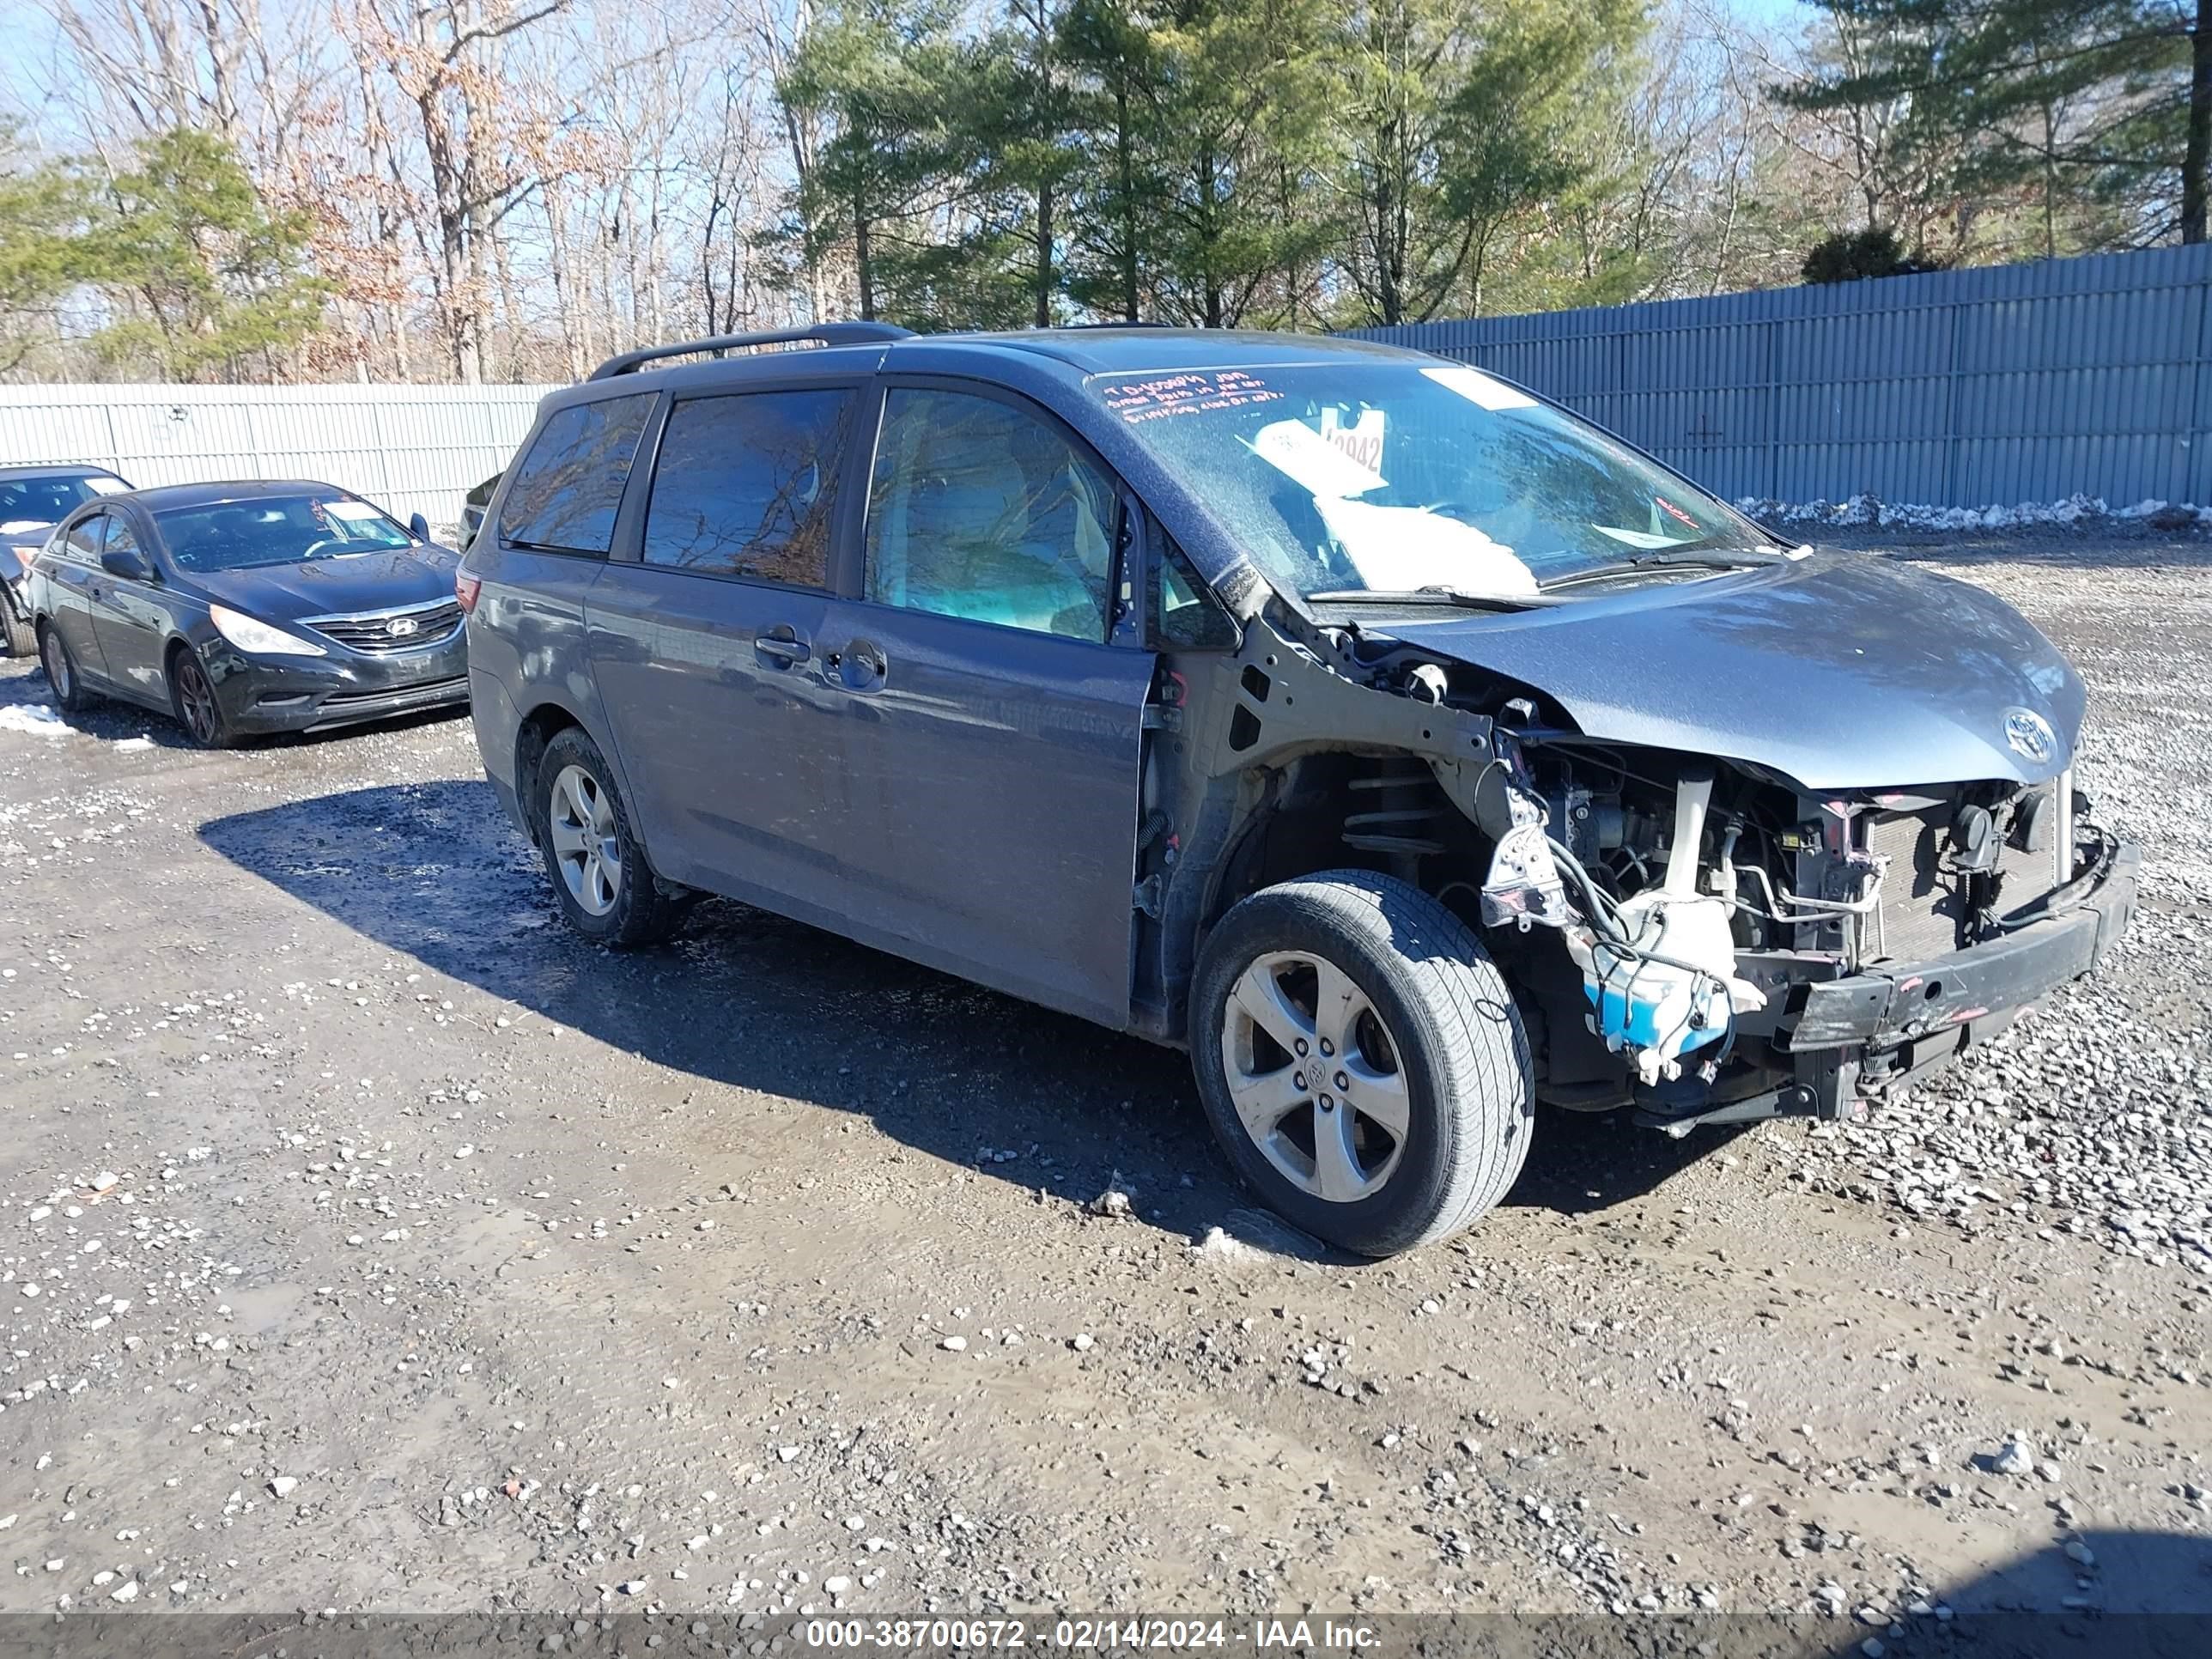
[340,0,562,381]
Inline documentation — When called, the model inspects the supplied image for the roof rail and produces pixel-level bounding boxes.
[586,323,915,381]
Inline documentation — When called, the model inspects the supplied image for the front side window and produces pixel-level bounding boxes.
[865,389,1118,642]
[155,494,413,573]
[1154,538,1238,649]
[103,516,144,564]
[1093,362,1772,600]
[499,392,655,555]
[642,389,852,585]
[62,514,107,562]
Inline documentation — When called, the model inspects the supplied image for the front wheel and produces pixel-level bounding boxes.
[534,726,689,947]
[2,592,33,658]
[167,645,234,747]
[1189,871,1534,1257]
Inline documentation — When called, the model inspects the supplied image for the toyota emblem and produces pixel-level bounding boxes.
[387,615,419,637]
[2003,707,2055,763]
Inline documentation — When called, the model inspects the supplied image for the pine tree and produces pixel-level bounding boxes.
[80,129,331,380]
[1778,0,2206,250]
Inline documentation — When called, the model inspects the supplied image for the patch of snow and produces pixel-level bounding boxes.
[112,735,155,752]
[0,702,70,738]
[1733,492,2211,532]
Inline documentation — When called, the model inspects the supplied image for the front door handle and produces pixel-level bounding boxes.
[754,626,811,669]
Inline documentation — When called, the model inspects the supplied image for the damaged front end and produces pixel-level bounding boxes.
[1474,714,2137,1134]
[1164,603,2139,1141]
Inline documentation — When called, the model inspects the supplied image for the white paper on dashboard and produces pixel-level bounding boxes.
[324,500,385,521]
[1312,495,1539,596]
[1421,364,1538,411]
[1592,525,1689,549]
[1248,419,1386,498]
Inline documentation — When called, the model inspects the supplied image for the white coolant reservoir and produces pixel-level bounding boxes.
[1567,775,1766,1085]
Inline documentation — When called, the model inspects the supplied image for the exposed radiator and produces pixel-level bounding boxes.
[1863,806,1966,963]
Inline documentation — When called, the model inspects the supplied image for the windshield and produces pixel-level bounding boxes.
[155,494,415,573]
[1094,362,1771,599]
[0,473,125,529]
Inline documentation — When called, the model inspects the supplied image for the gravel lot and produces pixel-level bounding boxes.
[0,530,2207,1644]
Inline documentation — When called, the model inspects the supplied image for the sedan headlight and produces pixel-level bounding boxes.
[209,604,326,657]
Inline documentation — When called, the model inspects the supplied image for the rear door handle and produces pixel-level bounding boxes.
[832,638,888,693]
[754,626,811,669]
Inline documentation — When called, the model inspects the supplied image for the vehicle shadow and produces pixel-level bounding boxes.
[1501,1108,1752,1216]
[1802,1528,2212,1658]
[198,778,1727,1255]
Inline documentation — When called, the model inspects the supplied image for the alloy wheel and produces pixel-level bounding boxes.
[173,653,220,744]
[40,629,70,702]
[548,763,623,917]
[1219,950,1410,1203]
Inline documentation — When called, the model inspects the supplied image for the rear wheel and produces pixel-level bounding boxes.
[39,623,94,714]
[534,726,688,947]
[167,645,234,748]
[2,593,32,658]
[1190,870,1534,1257]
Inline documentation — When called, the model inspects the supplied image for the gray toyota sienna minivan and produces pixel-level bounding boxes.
[460,323,2136,1256]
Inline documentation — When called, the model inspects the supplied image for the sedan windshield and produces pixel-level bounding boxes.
[155,494,414,573]
[0,473,126,528]
[1093,362,1772,599]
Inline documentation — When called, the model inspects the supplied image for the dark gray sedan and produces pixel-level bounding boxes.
[2,463,134,656]
[23,479,469,746]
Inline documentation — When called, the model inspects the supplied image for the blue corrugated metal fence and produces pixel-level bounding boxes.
[1347,242,2211,509]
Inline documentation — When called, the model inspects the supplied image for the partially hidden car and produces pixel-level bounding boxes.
[25,479,469,746]
[462,472,501,550]
[460,324,2138,1256]
[3,463,133,657]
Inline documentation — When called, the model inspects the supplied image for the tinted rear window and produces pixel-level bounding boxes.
[642,390,852,585]
[499,394,655,555]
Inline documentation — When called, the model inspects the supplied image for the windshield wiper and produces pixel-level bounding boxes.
[1539,549,1785,591]
[1306,586,1551,613]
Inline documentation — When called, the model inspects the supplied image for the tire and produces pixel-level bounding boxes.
[167,643,234,748]
[534,726,688,948]
[1190,869,1534,1257]
[3,594,32,659]
[39,622,95,714]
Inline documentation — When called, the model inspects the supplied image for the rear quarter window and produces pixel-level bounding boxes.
[499,393,655,555]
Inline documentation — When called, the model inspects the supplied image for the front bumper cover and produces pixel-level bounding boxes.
[205,631,471,734]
